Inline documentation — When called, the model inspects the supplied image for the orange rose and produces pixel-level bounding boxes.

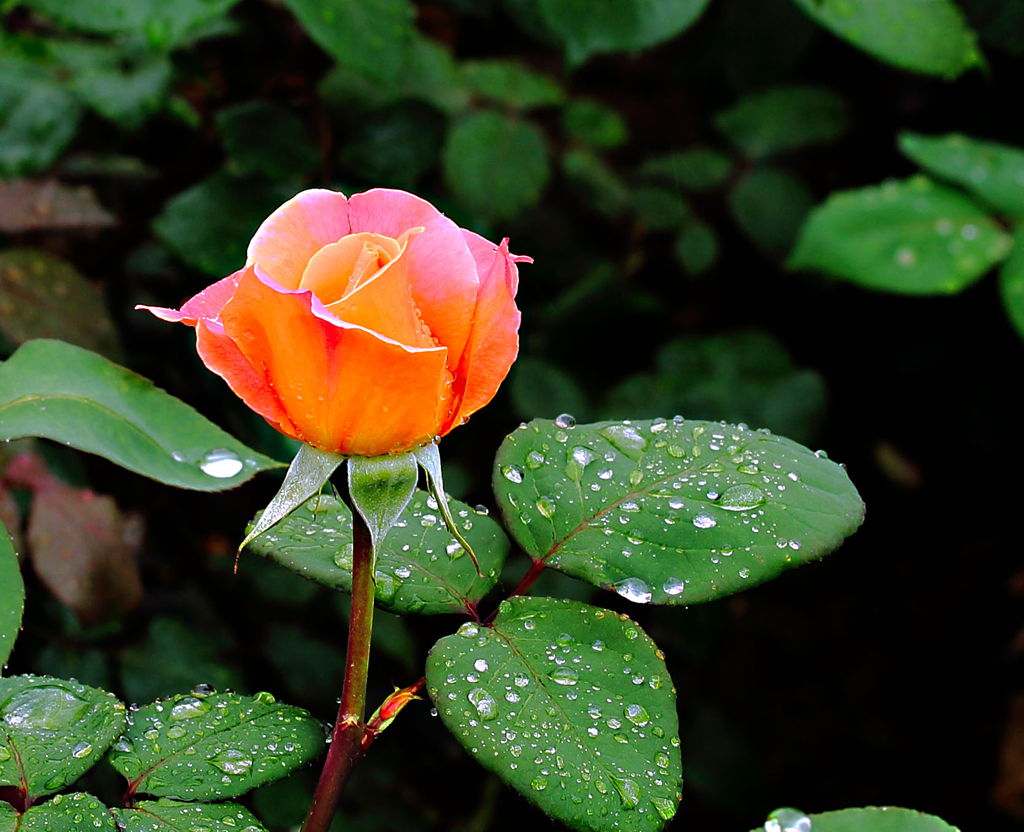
[140,188,529,456]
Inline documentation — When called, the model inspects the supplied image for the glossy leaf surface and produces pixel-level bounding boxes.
[0,521,23,669]
[247,492,508,615]
[751,806,959,832]
[0,340,283,491]
[116,799,268,832]
[789,176,1011,294]
[789,0,982,78]
[108,691,323,801]
[1000,231,1024,339]
[18,793,116,831]
[494,417,863,605]
[427,597,682,832]
[0,675,125,799]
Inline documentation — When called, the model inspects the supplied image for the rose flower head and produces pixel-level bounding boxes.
[140,188,530,456]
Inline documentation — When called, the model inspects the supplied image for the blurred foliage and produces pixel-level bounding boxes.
[2,0,1023,829]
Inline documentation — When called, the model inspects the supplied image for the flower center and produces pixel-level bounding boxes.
[299,232,404,306]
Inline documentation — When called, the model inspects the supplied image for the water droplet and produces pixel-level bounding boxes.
[210,749,253,775]
[894,246,916,266]
[199,448,244,479]
[525,450,546,469]
[502,465,524,484]
[535,497,556,518]
[662,577,685,596]
[0,747,10,762]
[624,703,650,726]
[652,797,677,821]
[394,565,412,578]
[765,807,813,832]
[473,659,489,672]
[611,776,641,809]
[71,741,93,759]
[597,468,613,480]
[555,413,576,429]
[170,696,210,721]
[614,577,652,604]
[599,424,649,458]
[2,686,90,730]
[719,483,766,511]
[531,776,548,791]
[654,751,671,769]
[374,572,397,601]
[445,541,464,558]
[548,667,579,686]
[693,512,717,529]
[467,688,498,721]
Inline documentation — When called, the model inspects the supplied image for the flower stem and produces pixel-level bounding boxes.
[302,501,375,832]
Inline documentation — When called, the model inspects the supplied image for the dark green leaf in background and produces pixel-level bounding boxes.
[0,520,23,670]
[116,799,268,832]
[493,417,863,605]
[443,112,550,222]
[510,357,592,423]
[338,103,445,189]
[999,229,1024,339]
[729,167,813,255]
[427,596,682,832]
[153,171,300,277]
[638,147,733,192]
[789,0,983,78]
[0,339,283,491]
[750,806,960,832]
[17,793,116,831]
[108,691,324,800]
[0,674,125,799]
[0,250,122,358]
[461,60,565,110]
[674,220,718,275]
[715,85,848,158]
[538,0,711,66]
[788,176,1012,293]
[561,150,631,218]
[634,186,692,231]
[280,0,416,87]
[899,132,1024,216]
[562,98,629,149]
[216,101,319,181]
[248,492,508,616]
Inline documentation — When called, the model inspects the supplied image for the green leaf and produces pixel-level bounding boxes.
[634,186,691,231]
[0,250,121,358]
[108,691,324,800]
[348,453,418,550]
[116,799,268,832]
[788,176,1013,294]
[280,0,416,87]
[216,101,319,181]
[461,60,565,109]
[562,98,628,149]
[715,85,848,158]
[426,596,682,831]
[538,0,711,66]
[152,171,300,277]
[730,167,813,255]
[239,443,344,553]
[789,0,982,78]
[638,147,733,192]
[0,674,126,799]
[751,806,959,832]
[18,793,116,831]
[493,417,863,605]
[0,60,82,178]
[899,132,1024,216]
[561,149,631,218]
[443,111,550,222]
[19,0,243,51]
[400,36,469,114]
[338,102,445,189]
[0,340,283,491]
[0,802,14,832]
[0,521,24,670]
[247,491,508,616]
[674,220,718,275]
[999,230,1024,339]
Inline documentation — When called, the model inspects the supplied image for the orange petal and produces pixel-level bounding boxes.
[247,189,351,290]
[219,269,450,456]
[444,233,524,432]
[348,189,478,361]
[299,232,403,306]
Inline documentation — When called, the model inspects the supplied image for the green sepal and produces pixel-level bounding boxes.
[239,443,345,553]
[414,443,484,576]
[347,452,419,551]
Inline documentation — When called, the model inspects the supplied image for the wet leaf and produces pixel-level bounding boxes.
[0,803,14,831]
[715,85,848,158]
[899,132,1024,217]
[538,0,711,66]
[0,519,23,669]
[443,111,550,222]
[493,417,863,605]
[0,674,126,799]
[115,799,268,832]
[18,793,116,831]
[461,60,565,109]
[0,340,284,491]
[247,491,508,616]
[749,806,960,832]
[108,690,324,801]
[0,180,115,232]
[789,0,982,78]
[999,230,1024,340]
[427,596,682,832]
[789,176,1012,294]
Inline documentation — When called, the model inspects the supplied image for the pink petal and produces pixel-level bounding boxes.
[135,270,244,325]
